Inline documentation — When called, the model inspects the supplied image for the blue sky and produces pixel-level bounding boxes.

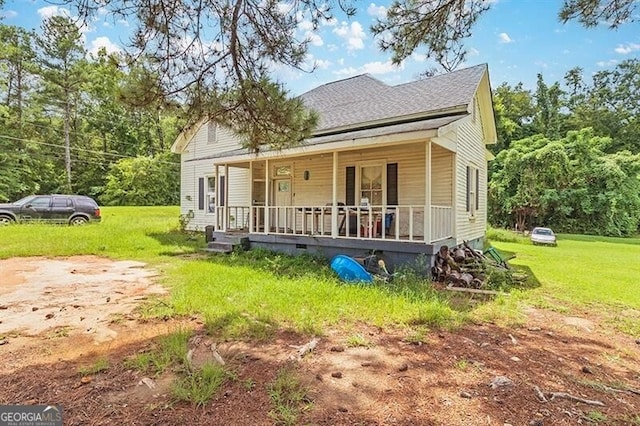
[2,0,638,95]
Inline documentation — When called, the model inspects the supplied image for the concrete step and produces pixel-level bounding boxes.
[203,241,233,253]
[213,235,250,251]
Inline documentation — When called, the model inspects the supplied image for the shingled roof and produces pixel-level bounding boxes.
[300,63,488,134]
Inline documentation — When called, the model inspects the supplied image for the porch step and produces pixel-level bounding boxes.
[203,241,234,253]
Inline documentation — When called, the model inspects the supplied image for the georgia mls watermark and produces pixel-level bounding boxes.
[0,405,62,426]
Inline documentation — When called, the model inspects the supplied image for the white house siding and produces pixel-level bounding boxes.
[431,144,454,206]
[179,122,249,231]
[454,102,488,245]
[338,142,426,235]
[262,141,456,237]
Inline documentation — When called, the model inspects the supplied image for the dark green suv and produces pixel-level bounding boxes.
[0,195,101,225]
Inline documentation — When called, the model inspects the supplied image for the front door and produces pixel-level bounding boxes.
[273,178,291,231]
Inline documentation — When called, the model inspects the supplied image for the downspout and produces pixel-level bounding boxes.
[425,141,432,244]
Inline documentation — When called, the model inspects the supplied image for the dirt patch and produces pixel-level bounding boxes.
[0,256,166,342]
[1,257,639,425]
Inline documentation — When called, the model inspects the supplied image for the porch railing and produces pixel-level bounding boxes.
[221,204,453,243]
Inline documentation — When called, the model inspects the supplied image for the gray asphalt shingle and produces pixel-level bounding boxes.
[301,63,487,133]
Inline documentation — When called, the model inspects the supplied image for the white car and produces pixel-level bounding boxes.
[530,227,557,246]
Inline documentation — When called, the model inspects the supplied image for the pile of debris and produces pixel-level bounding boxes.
[432,242,524,293]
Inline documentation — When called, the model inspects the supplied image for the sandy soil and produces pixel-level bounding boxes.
[0,256,639,425]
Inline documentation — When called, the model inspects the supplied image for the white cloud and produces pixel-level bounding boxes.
[0,10,18,18]
[37,5,70,19]
[306,32,324,47]
[333,21,367,51]
[313,59,332,70]
[334,60,402,76]
[89,36,121,56]
[116,18,130,27]
[367,3,387,19]
[412,53,427,63]
[468,47,480,56]
[327,44,338,52]
[614,42,640,54]
[299,19,314,31]
[596,59,618,67]
[534,60,548,68]
[498,32,513,43]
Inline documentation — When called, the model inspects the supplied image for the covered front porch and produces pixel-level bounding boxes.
[210,136,458,246]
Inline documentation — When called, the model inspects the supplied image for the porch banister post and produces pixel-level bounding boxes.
[425,140,432,243]
[249,161,254,232]
[331,152,338,238]
[224,163,229,230]
[264,159,270,234]
[215,164,220,231]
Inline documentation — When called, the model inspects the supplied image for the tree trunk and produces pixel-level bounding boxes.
[64,91,72,192]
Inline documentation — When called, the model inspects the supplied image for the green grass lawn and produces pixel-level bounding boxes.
[0,206,457,336]
[489,234,640,309]
[1,207,638,338]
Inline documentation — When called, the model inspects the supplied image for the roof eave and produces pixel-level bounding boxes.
[312,105,469,137]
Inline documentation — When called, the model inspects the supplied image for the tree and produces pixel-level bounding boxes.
[489,128,640,236]
[533,74,565,140]
[60,0,337,153]
[564,59,640,153]
[35,16,86,192]
[371,0,637,73]
[101,153,180,206]
[491,82,536,153]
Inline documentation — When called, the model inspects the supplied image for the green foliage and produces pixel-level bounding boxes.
[268,365,311,426]
[371,0,490,72]
[217,78,318,153]
[125,328,192,375]
[78,358,109,376]
[345,333,372,348]
[485,226,528,244]
[172,362,229,407]
[489,128,640,236]
[101,153,180,206]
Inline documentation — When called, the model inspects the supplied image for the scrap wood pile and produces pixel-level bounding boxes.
[431,241,527,294]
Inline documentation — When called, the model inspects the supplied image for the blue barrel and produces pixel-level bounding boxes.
[330,255,373,283]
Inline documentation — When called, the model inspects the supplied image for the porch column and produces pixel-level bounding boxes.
[214,164,220,230]
[451,153,457,241]
[425,141,432,243]
[224,163,229,230]
[264,159,270,234]
[331,152,338,238]
[249,161,254,232]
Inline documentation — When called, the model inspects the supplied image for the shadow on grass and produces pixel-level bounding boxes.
[147,230,203,256]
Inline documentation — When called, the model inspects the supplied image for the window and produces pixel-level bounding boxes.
[29,196,51,208]
[207,122,217,144]
[359,164,383,206]
[466,165,480,217]
[207,177,216,213]
[52,197,72,208]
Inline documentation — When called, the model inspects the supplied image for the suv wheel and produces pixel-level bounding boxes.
[69,216,88,226]
[0,215,14,225]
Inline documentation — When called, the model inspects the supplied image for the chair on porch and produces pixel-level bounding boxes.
[324,202,346,234]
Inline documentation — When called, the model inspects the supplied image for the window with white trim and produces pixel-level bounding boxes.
[358,163,384,206]
[207,177,216,213]
[466,165,480,217]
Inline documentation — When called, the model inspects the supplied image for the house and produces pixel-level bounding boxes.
[171,63,497,269]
